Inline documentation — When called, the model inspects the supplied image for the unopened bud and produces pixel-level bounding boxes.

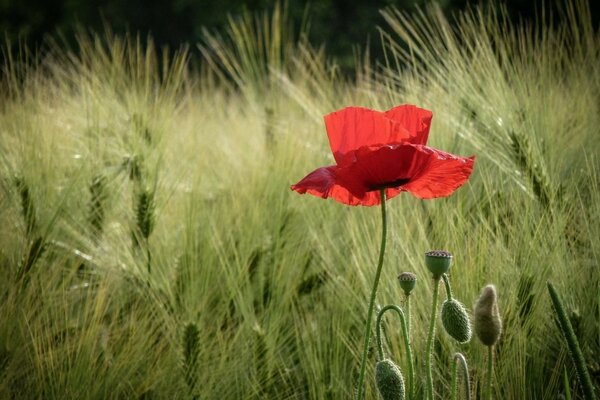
[474,285,502,346]
[375,359,405,400]
[441,299,472,343]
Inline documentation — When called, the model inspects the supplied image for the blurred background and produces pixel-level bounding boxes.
[2,0,599,71]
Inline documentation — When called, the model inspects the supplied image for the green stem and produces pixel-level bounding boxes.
[451,353,471,400]
[406,295,411,347]
[547,282,597,400]
[486,346,493,400]
[406,295,413,399]
[442,273,453,301]
[451,359,458,400]
[426,277,441,400]
[564,366,573,400]
[355,189,388,400]
[375,304,415,399]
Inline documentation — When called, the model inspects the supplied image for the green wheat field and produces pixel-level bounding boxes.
[0,2,599,399]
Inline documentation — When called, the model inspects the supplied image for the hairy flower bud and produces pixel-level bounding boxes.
[398,272,417,296]
[425,250,452,278]
[375,359,405,400]
[441,299,472,343]
[474,285,502,346]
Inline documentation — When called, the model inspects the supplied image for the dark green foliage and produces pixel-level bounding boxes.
[509,130,553,207]
[4,0,594,75]
[138,390,155,400]
[13,176,46,281]
[547,282,597,400]
[131,113,153,144]
[247,248,263,281]
[89,174,106,236]
[517,273,535,326]
[17,235,45,281]
[14,176,37,237]
[135,188,154,242]
[182,322,200,398]
[122,155,143,182]
[297,271,328,296]
[264,106,275,151]
[254,326,271,397]
[133,187,154,273]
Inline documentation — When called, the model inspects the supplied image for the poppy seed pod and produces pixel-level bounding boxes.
[398,272,417,296]
[441,299,472,343]
[474,285,502,346]
[425,250,452,278]
[375,359,405,400]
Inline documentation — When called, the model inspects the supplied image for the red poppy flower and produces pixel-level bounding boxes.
[291,105,475,206]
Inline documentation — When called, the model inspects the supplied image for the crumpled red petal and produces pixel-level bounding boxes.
[290,165,405,206]
[324,105,433,163]
[333,145,420,198]
[336,144,474,199]
[384,105,433,145]
[402,148,475,199]
[290,166,367,205]
[291,144,474,206]
[293,104,474,206]
[324,107,415,163]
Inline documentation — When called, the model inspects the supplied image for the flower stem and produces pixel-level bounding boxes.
[406,295,411,338]
[486,346,493,400]
[451,353,471,400]
[451,358,458,400]
[406,295,413,399]
[375,304,414,399]
[442,273,453,301]
[355,189,388,400]
[426,277,441,400]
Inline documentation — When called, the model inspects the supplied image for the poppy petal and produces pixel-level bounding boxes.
[335,144,474,200]
[402,149,475,199]
[384,105,433,145]
[335,144,428,194]
[291,165,402,206]
[324,107,415,163]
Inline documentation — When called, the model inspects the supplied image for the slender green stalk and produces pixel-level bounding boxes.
[564,366,572,400]
[547,282,597,400]
[406,296,413,399]
[355,189,388,400]
[451,353,471,400]
[486,346,493,400]
[375,304,414,399]
[426,277,441,400]
[406,295,411,343]
[442,273,453,300]
[451,359,458,400]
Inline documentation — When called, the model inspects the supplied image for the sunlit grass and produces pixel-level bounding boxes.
[1,1,599,399]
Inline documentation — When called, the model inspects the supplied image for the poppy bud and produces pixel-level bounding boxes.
[375,359,405,400]
[441,299,472,343]
[398,272,417,296]
[425,250,452,278]
[474,285,502,346]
